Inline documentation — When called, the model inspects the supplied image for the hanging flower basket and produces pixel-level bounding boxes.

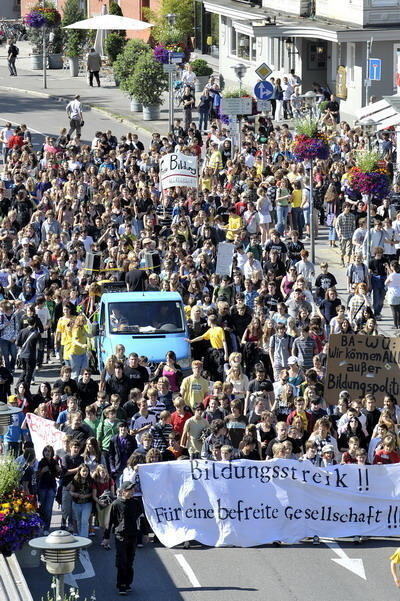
[291,118,329,161]
[24,6,61,28]
[292,133,330,161]
[348,166,390,200]
[347,151,390,200]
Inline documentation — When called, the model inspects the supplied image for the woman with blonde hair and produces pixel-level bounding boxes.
[65,314,92,380]
[226,365,249,400]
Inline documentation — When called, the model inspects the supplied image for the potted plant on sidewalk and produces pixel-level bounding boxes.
[48,26,64,69]
[129,53,168,120]
[62,0,87,77]
[113,39,151,111]
[190,58,213,92]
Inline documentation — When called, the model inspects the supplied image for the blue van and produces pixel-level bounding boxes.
[94,291,191,372]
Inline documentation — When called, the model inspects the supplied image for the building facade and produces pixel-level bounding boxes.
[195,0,400,121]
[20,0,158,40]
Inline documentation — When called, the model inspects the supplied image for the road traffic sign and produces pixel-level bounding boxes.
[368,58,381,81]
[255,62,272,80]
[254,80,274,100]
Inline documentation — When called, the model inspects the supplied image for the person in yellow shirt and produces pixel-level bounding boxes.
[186,314,228,380]
[226,207,243,242]
[65,314,92,380]
[180,360,209,410]
[55,303,73,362]
[291,181,304,238]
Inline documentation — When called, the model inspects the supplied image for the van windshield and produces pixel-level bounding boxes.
[108,301,185,334]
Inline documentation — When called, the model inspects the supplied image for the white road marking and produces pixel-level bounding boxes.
[64,549,95,588]
[0,116,43,135]
[321,538,366,580]
[174,553,201,588]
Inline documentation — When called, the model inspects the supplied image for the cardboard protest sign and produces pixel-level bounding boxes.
[215,242,235,276]
[160,152,198,189]
[326,333,400,406]
[140,459,399,548]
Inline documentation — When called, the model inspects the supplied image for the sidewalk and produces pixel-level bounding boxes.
[0,41,172,137]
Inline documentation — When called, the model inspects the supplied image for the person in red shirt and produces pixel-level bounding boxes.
[7,127,24,150]
[341,436,359,464]
[170,396,192,435]
[373,435,400,464]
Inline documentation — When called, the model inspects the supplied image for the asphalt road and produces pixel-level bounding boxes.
[3,86,398,601]
[0,88,152,149]
[23,531,400,601]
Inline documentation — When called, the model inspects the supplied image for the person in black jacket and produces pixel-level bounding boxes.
[106,363,132,404]
[77,368,99,410]
[109,423,137,485]
[16,317,40,386]
[0,354,13,398]
[109,481,141,595]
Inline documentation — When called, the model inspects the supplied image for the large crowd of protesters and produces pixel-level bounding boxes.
[1,79,400,591]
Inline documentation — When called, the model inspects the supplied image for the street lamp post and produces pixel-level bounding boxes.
[29,530,92,599]
[231,63,248,153]
[166,13,177,134]
[357,118,377,266]
[302,90,318,263]
[0,401,22,454]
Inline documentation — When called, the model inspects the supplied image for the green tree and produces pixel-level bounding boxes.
[145,0,194,45]
[128,53,168,106]
[62,0,87,57]
[109,0,126,40]
[113,38,151,91]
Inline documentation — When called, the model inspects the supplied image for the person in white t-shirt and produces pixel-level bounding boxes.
[385,260,400,329]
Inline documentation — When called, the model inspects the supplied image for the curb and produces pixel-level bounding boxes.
[0,84,163,138]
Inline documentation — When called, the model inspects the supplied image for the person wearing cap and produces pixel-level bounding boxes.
[317,444,337,467]
[109,481,141,595]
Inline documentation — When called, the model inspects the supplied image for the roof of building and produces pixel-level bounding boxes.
[203,0,400,41]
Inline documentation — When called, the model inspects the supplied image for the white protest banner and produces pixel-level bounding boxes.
[160,152,198,189]
[25,413,64,459]
[140,459,400,548]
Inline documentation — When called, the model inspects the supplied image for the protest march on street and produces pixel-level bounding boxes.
[2,64,400,597]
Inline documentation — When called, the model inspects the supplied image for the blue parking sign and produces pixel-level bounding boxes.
[368,58,381,81]
[254,80,274,100]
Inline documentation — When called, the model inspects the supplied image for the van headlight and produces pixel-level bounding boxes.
[179,357,191,370]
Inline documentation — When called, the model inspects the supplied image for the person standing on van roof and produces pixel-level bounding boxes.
[125,260,147,291]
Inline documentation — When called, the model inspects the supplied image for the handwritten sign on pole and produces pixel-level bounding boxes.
[159,152,198,189]
[326,333,400,406]
[215,242,235,276]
